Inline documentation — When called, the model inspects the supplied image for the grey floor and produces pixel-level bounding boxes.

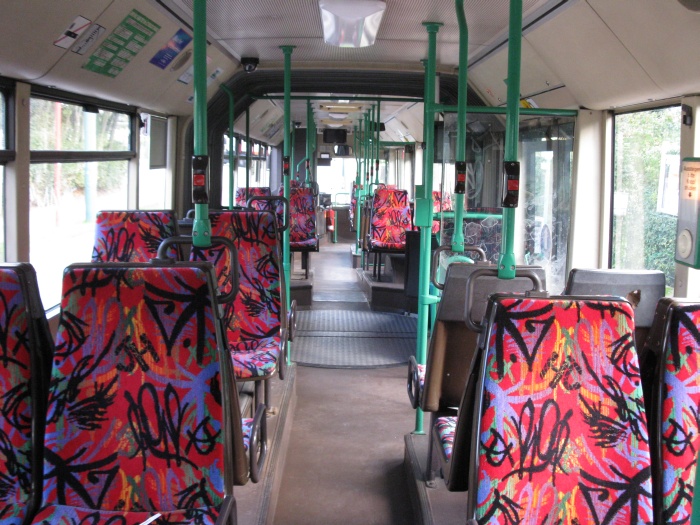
[273,236,417,524]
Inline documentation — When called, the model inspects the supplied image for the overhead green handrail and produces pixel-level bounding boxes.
[432,0,473,287]
[191,0,211,248]
[296,156,308,179]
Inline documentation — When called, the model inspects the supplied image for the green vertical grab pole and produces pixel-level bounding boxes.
[498,0,522,280]
[191,0,211,248]
[413,22,443,435]
[220,84,235,209]
[370,105,375,185]
[692,452,700,524]
[375,101,381,185]
[353,121,363,253]
[281,45,295,364]
[245,106,251,198]
[451,0,468,253]
[306,99,313,184]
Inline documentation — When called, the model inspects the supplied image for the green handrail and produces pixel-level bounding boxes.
[498,0,523,279]
[451,0,468,254]
[191,0,211,248]
[413,21,443,435]
[280,45,294,365]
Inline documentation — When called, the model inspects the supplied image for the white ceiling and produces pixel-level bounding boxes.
[0,0,698,131]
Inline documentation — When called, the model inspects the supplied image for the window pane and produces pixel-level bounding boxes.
[0,166,4,261]
[0,91,5,149]
[30,161,129,308]
[139,114,169,209]
[439,113,575,293]
[613,106,680,293]
[221,133,234,207]
[30,98,130,151]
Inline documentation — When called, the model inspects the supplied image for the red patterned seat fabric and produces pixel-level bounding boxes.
[471,296,653,524]
[92,210,179,262]
[369,188,412,250]
[235,187,272,210]
[434,416,457,461]
[655,301,700,524]
[190,211,283,380]
[280,187,318,250]
[0,268,36,525]
[349,182,357,225]
[36,264,232,524]
[432,190,452,234]
[432,190,453,213]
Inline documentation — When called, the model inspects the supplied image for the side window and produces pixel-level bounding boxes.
[29,98,132,307]
[612,106,681,294]
[0,91,7,261]
[139,113,171,209]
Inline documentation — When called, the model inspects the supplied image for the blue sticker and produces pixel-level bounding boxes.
[150,28,192,70]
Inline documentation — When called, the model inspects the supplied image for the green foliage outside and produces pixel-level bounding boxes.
[29,99,129,206]
[613,106,680,288]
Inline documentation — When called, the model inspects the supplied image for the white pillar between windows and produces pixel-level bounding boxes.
[675,96,700,298]
[5,82,31,262]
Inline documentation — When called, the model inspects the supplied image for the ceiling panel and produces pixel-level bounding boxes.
[0,0,113,81]
[525,0,665,109]
[165,0,559,69]
[587,0,700,100]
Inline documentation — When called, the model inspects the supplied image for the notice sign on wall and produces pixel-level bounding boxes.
[150,29,192,69]
[83,9,160,78]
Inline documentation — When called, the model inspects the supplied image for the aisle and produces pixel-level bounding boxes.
[273,240,416,524]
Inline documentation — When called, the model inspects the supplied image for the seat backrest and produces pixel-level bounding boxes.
[432,190,452,212]
[349,182,357,222]
[236,186,272,210]
[421,264,546,413]
[369,188,412,250]
[284,187,317,245]
[92,210,180,262]
[190,211,285,349]
[440,209,502,264]
[466,294,653,524]
[641,298,700,525]
[565,268,666,348]
[39,262,241,522]
[0,264,52,525]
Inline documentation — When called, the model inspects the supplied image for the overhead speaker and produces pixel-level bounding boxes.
[678,0,700,11]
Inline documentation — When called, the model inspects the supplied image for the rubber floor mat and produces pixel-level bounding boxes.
[293,310,417,368]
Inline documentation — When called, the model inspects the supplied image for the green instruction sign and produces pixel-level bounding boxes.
[83,9,160,78]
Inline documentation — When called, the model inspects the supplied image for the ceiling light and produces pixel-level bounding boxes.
[328,112,348,119]
[320,118,353,126]
[318,0,386,48]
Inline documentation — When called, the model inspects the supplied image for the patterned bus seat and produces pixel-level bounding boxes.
[565,268,666,349]
[461,294,653,523]
[431,190,452,235]
[92,210,180,262]
[0,264,52,525]
[235,187,272,210]
[285,187,318,251]
[349,182,358,230]
[190,211,290,408]
[366,188,412,280]
[412,265,546,489]
[640,298,700,525]
[33,262,263,524]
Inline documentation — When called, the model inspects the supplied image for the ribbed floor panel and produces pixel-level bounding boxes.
[293,310,417,368]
